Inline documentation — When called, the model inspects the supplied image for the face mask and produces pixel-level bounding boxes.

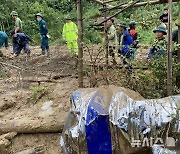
[37,18,41,22]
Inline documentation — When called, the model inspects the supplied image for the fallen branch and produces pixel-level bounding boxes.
[103,0,179,10]
[97,0,140,26]
[0,62,22,70]
[23,79,58,83]
[0,118,66,134]
[52,74,78,80]
[91,0,112,7]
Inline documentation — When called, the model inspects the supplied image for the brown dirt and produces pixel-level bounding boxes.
[0,45,78,154]
[0,44,147,154]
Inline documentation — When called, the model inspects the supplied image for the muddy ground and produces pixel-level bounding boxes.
[0,45,149,154]
[0,45,81,154]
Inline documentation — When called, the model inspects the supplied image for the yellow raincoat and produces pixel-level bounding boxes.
[62,21,78,55]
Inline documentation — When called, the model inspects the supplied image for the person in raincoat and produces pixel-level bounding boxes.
[36,13,50,57]
[62,16,78,56]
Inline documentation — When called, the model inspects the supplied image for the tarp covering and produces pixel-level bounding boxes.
[60,86,180,154]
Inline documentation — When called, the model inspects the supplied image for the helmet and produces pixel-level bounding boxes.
[153,26,167,35]
[117,21,127,28]
[65,16,71,20]
[129,21,137,26]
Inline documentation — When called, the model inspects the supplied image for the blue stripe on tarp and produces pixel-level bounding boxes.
[85,92,112,154]
[72,90,82,101]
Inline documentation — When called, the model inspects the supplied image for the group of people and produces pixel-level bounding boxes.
[106,8,179,66]
[0,12,78,58]
[0,9,179,63]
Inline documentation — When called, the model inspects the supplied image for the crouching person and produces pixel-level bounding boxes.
[0,31,8,49]
[147,26,167,60]
[10,30,32,57]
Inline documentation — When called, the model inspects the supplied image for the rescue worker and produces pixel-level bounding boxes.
[117,22,134,74]
[107,19,118,65]
[129,21,138,48]
[10,11,22,33]
[172,23,179,56]
[0,31,8,49]
[147,26,167,60]
[117,22,133,59]
[62,16,78,56]
[159,8,168,28]
[10,30,32,57]
[36,13,50,57]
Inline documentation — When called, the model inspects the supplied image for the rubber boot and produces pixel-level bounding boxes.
[41,50,45,55]
[47,49,50,58]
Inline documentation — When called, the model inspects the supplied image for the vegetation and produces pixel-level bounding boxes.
[0,0,178,45]
[0,0,179,98]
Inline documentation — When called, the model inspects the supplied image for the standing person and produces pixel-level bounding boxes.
[147,26,167,60]
[10,30,32,57]
[117,22,133,59]
[62,16,78,57]
[107,19,118,65]
[129,21,138,48]
[0,31,8,49]
[117,22,133,73]
[159,8,168,28]
[172,23,179,56]
[10,11,22,33]
[36,13,50,57]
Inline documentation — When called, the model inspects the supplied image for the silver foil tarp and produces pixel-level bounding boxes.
[60,86,180,154]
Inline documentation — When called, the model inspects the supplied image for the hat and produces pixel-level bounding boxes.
[153,26,167,35]
[65,16,71,20]
[35,13,43,18]
[117,21,127,28]
[129,21,137,26]
[10,11,18,16]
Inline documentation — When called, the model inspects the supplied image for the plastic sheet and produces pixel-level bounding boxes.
[60,86,180,154]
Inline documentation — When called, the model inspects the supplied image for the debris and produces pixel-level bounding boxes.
[61,86,180,154]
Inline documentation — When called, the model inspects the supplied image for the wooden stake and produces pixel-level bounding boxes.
[77,0,84,88]
[167,0,173,96]
[104,5,108,66]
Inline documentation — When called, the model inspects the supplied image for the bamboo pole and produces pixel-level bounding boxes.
[104,5,108,66]
[167,0,173,96]
[77,0,84,88]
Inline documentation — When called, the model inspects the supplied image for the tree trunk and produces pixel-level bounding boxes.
[77,0,84,88]
[167,0,173,96]
[0,119,64,134]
